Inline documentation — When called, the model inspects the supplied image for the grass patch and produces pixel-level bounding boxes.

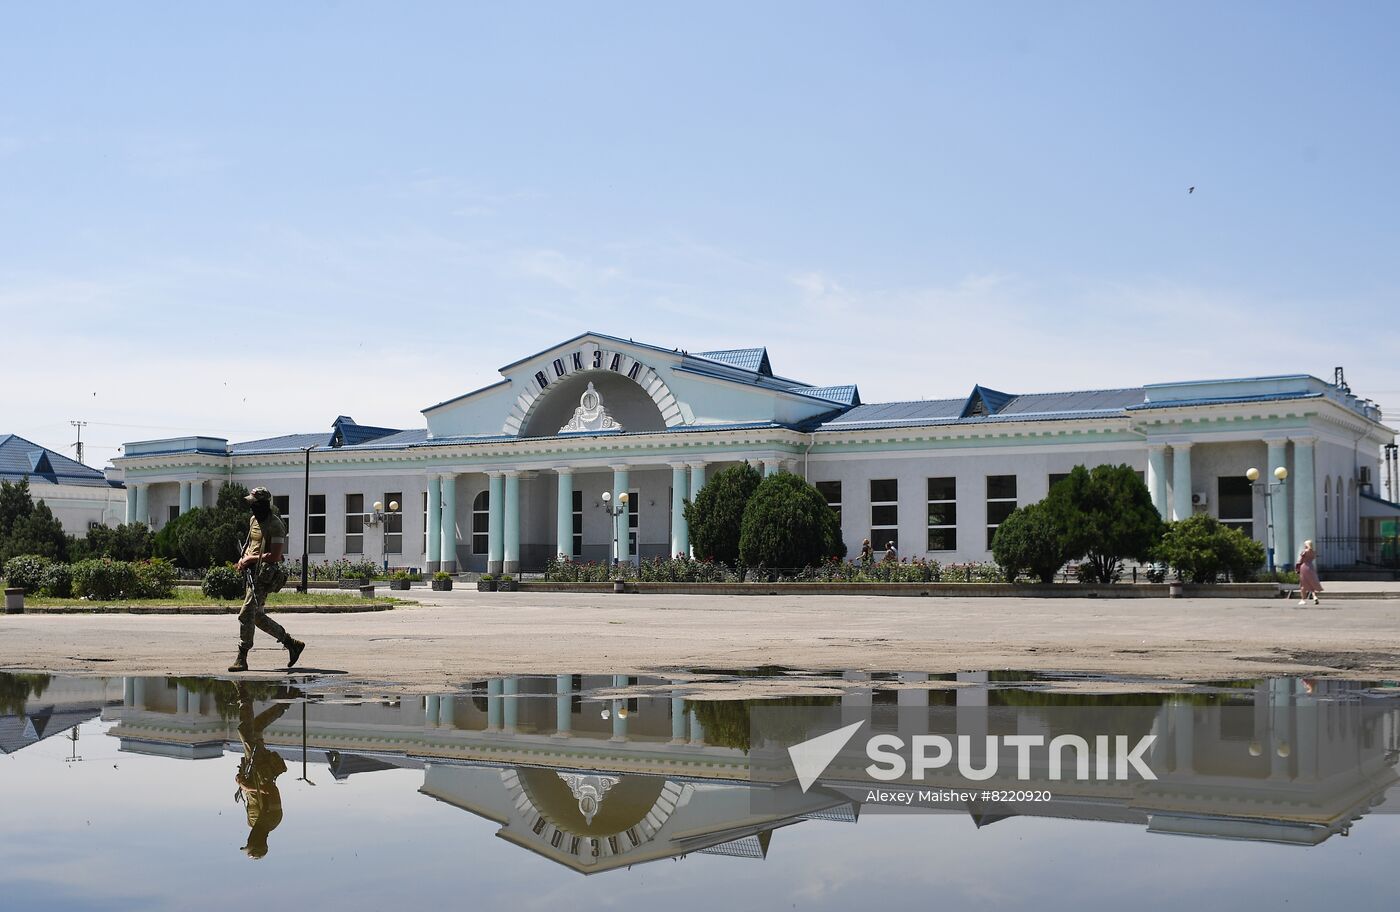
[26,586,401,608]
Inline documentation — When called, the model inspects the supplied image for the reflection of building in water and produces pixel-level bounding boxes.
[101,673,1400,871]
[0,674,123,756]
[820,672,1400,846]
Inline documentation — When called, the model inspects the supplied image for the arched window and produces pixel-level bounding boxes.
[473,490,490,554]
[1323,477,1331,539]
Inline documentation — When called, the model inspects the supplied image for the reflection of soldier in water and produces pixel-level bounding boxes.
[235,684,290,859]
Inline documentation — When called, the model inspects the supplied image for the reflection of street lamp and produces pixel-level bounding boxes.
[600,491,629,566]
[366,499,400,572]
[1246,466,1289,572]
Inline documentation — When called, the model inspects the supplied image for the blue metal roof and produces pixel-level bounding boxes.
[694,347,772,375]
[229,418,404,455]
[0,434,116,488]
[1126,392,1323,411]
[790,385,861,406]
[816,387,1151,432]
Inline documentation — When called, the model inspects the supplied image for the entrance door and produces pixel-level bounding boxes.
[628,488,640,564]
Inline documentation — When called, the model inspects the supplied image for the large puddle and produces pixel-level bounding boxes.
[3,671,1398,910]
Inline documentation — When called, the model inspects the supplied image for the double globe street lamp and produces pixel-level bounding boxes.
[1245,465,1288,572]
[600,490,630,567]
[366,499,400,573]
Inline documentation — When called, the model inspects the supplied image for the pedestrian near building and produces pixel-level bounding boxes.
[858,539,873,566]
[230,487,305,672]
[882,540,898,562]
[1296,539,1323,606]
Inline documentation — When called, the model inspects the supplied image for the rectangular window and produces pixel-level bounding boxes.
[572,490,583,557]
[273,495,290,536]
[986,475,1017,550]
[628,489,639,555]
[926,477,957,551]
[345,493,364,554]
[1048,473,1070,491]
[422,491,429,556]
[167,505,179,525]
[1218,476,1254,539]
[308,494,326,554]
[870,479,898,551]
[816,481,842,524]
[383,492,402,554]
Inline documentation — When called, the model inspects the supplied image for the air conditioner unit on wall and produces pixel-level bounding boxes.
[1191,491,1209,507]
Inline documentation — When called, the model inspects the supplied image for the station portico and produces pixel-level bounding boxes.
[113,332,1398,573]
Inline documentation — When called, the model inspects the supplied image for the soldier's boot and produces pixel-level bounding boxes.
[228,647,250,673]
[285,638,306,668]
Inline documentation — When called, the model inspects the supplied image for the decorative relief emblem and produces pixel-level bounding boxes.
[559,382,623,433]
[556,773,621,825]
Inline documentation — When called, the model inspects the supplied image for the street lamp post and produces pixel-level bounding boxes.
[299,445,317,593]
[1246,465,1289,573]
[366,499,400,573]
[600,490,630,567]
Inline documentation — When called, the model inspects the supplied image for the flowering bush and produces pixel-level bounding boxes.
[40,561,72,597]
[3,555,52,592]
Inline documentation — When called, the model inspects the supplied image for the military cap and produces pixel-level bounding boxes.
[244,486,273,503]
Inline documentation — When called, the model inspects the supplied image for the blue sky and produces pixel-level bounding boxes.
[3,2,1397,464]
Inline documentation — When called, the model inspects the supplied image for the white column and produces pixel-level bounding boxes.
[439,473,457,572]
[555,674,573,737]
[487,472,504,574]
[503,676,520,733]
[503,471,521,574]
[125,487,137,525]
[556,468,574,560]
[763,459,779,478]
[178,481,191,515]
[1146,444,1168,519]
[1292,435,1317,560]
[669,463,688,557]
[1171,442,1193,522]
[134,484,149,528]
[426,475,441,573]
[611,464,630,564]
[1266,437,1292,568]
[486,678,503,731]
[189,480,204,511]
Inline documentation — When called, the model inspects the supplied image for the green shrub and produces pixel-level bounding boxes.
[202,564,245,600]
[1156,514,1267,583]
[70,558,138,600]
[1045,464,1165,583]
[132,558,177,598]
[738,473,845,571]
[84,522,156,561]
[3,554,52,592]
[991,503,1072,583]
[684,463,762,566]
[433,570,453,582]
[39,561,72,597]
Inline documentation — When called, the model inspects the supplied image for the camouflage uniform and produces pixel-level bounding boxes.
[239,508,292,651]
[231,487,303,671]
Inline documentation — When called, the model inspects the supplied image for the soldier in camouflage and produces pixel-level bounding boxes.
[230,487,305,673]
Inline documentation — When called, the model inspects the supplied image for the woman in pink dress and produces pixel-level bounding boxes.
[1297,539,1322,606]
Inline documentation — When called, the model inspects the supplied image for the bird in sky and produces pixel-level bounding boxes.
[1188,186,1195,193]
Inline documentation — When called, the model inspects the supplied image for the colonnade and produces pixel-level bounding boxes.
[426,460,722,573]
[1146,435,1317,567]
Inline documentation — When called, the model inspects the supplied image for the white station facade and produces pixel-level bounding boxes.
[113,332,1398,573]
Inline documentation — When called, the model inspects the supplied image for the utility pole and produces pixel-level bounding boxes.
[70,420,88,465]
